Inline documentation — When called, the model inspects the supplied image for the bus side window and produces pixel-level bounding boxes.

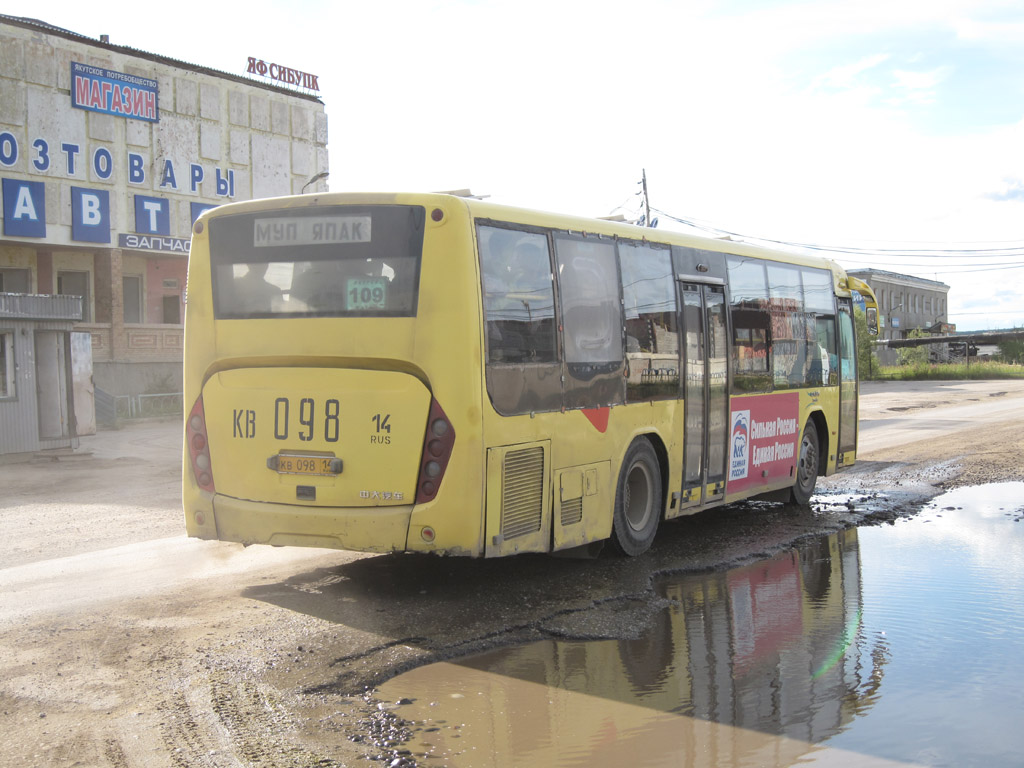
[727,255,772,393]
[619,242,678,402]
[478,226,556,364]
[812,316,838,386]
[766,262,806,389]
[802,268,838,386]
[839,308,857,382]
[554,234,625,408]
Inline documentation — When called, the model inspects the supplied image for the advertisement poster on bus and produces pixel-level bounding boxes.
[728,392,800,493]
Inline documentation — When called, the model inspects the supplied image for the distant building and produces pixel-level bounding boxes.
[846,269,951,365]
[0,15,328,403]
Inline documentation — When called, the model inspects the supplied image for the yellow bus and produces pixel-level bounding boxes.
[183,192,878,558]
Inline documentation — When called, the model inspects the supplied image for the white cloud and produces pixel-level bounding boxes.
[889,66,952,103]
[810,54,892,93]
[952,14,1024,43]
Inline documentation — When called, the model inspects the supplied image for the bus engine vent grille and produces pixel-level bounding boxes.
[560,496,583,527]
[501,447,545,540]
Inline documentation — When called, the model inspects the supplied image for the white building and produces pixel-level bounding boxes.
[1,14,328,413]
[846,269,951,365]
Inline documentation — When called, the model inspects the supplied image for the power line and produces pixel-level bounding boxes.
[648,206,1024,260]
[829,254,1024,266]
[931,262,1024,274]
[950,309,1024,315]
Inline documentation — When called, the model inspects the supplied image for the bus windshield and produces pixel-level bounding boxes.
[209,204,425,318]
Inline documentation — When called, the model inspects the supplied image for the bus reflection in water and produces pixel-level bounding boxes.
[384,529,888,767]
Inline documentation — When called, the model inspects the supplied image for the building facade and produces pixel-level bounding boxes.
[0,293,93,455]
[846,268,951,365]
[0,15,328,398]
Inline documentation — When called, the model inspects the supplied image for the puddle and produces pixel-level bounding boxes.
[375,483,1024,767]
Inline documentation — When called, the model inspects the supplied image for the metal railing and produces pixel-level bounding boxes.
[113,392,184,419]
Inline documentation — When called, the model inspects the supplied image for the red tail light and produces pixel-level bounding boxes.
[416,398,455,504]
[186,396,216,493]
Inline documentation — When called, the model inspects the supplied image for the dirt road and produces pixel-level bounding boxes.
[2,379,1023,767]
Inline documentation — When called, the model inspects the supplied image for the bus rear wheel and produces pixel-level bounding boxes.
[790,421,820,506]
[609,439,662,556]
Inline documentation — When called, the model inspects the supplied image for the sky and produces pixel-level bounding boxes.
[9,0,1024,331]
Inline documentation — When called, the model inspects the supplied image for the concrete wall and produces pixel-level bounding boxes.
[93,361,182,396]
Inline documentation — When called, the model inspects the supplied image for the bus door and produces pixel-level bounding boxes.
[837,299,858,467]
[677,280,730,510]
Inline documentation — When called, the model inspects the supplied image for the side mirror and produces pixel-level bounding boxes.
[866,307,879,336]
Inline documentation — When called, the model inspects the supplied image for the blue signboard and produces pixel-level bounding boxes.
[71,187,111,243]
[134,195,171,235]
[70,62,158,122]
[191,202,217,225]
[2,178,46,237]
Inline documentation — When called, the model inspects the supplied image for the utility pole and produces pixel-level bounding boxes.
[641,168,651,228]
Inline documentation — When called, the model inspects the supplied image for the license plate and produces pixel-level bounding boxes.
[270,454,341,476]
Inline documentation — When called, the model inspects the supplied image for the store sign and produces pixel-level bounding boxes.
[246,57,320,91]
[118,234,191,253]
[134,195,171,235]
[2,178,46,238]
[191,203,217,225]
[0,132,234,197]
[71,187,111,243]
[70,62,159,122]
[2,175,207,248]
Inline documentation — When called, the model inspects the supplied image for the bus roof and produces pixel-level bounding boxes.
[198,191,859,288]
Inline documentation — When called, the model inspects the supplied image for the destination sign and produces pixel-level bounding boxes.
[253,216,371,247]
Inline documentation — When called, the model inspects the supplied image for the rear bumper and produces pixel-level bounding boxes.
[204,495,413,553]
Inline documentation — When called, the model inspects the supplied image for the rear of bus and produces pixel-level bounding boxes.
[183,193,486,555]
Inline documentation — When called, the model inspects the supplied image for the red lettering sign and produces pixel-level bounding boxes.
[244,57,320,92]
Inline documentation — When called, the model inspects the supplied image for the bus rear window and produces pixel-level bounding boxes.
[209,205,425,318]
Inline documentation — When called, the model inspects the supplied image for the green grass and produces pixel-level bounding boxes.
[870,361,1024,381]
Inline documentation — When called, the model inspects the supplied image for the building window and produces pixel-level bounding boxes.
[0,331,13,398]
[0,268,31,293]
[123,276,143,324]
[162,295,181,324]
[57,270,91,322]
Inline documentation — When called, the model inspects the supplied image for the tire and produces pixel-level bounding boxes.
[790,421,820,505]
[609,439,662,556]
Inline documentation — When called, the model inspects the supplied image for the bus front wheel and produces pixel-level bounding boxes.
[609,439,662,556]
[790,421,820,506]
